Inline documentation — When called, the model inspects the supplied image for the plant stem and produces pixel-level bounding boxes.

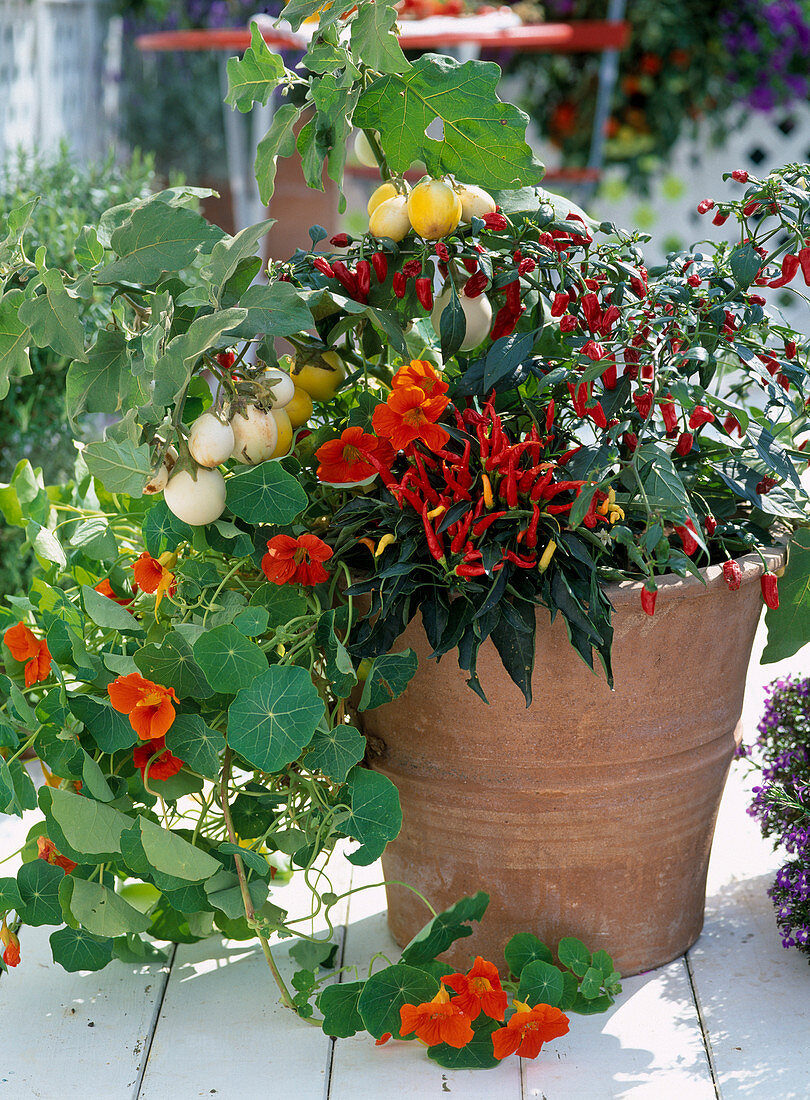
[220,748,296,1012]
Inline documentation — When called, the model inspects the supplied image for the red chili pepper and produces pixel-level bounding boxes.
[393,271,407,298]
[464,270,488,298]
[601,304,620,334]
[216,351,236,370]
[356,259,371,299]
[506,550,537,568]
[633,389,654,419]
[490,304,518,340]
[697,199,714,214]
[623,432,638,453]
[785,340,797,360]
[557,444,582,466]
[768,254,800,288]
[550,292,570,317]
[330,233,350,247]
[799,247,810,286]
[402,259,422,278]
[483,212,508,231]
[421,505,445,561]
[704,514,717,536]
[587,402,607,430]
[524,503,541,549]
[505,280,521,313]
[761,571,779,609]
[455,561,487,578]
[641,586,657,616]
[331,260,359,297]
[450,510,474,553]
[530,469,554,501]
[689,405,714,429]
[415,277,434,310]
[371,251,388,283]
[505,458,518,508]
[660,394,678,435]
[712,209,729,226]
[723,560,742,591]
[601,362,618,390]
[544,399,555,435]
[675,519,699,556]
[675,431,693,456]
[313,257,335,278]
[743,201,760,217]
[472,511,508,537]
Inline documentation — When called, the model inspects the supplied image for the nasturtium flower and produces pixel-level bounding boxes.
[107,672,179,741]
[392,359,448,400]
[1,921,20,968]
[372,386,450,452]
[441,956,507,1021]
[399,985,474,1049]
[37,836,77,875]
[492,1000,570,1060]
[133,739,184,782]
[132,551,177,610]
[3,622,51,687]
[315,427,394,485]
[261,533,333,587]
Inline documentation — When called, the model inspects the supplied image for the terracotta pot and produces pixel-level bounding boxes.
[360,547,784,976]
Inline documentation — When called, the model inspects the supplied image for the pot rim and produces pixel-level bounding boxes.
[609,538,788,607]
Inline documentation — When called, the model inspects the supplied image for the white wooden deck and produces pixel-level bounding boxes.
[2,622,809,1100]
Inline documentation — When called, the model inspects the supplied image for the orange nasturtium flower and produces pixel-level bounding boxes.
[315,426,395,485]
[133,739,184,783]
[107,672,178,741]
[3,622,51,687]
[492,1000,570,1060]
[372,386,450,452]
[261,533,333,587]
[95,578,134,605]
[442,956,508,1021]
[1,920,20,968]
[399,985,474,1049]
[392,359,449,400]
[132,551,177,610]
[37,836,77,875]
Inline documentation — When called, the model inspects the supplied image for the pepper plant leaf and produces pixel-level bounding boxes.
[354,55,545,191]
[357,650,418,710]
[227,665,325,772]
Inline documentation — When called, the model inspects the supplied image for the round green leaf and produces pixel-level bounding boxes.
[357,962,439,1039]
[50,926,114,972]
[341,767,402,867]
[227,665,324,772]
[504,931,553,978]
[62,877,151,938]
[304,724,365,783]
[165,714,226,779]
[192,624,268,695]
[226,461,308,525]
[427,1015,500,1070]
[318,981,365,1038]
[17,860,64,926]
[517,959,565,1008]
[134,631,213,699]
[557,936,591,977]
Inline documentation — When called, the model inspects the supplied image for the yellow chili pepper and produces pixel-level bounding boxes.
[538,538,557,573]
[426,504,446,521]
[374,533,397,557]
[482,474,494,509]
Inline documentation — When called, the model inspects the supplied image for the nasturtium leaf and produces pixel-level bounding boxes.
[134,631,213,699]
[226,461,308,525]
[16,859,65,926]
[50,926,114,973]
[81,584,143,634]
[65,330,131,428]
[571,993,614,1015]
[225,22,286,113]
[62,877,151,938]
[0,756,17,815]
[40,786,129,862]
[0,877,23,910]
[203,218,276,294]
[350,1,409,74]
[358,650,418,710]
[427,1015,500,1070]
[8,759,36,813]
[204,870,268,919]
[144,500,195,557]
[517,959,565,1008]
[83,439,152,496]
[165,714,226,779]
[273,828,307,855]
[558,969,579,1011]
[255,103,303,205]
[0,289,32,397]
[763,529,810,663]
[153,770,204,801]
[250,584,308,627]
[192,624,268,695]
[161,881,212,915]
[354,55,544,191]
[314,611,357,698]
[504,931,553,977]
[232,606,269,636]
[227,665,324,772]
[341,767,402,866]
[579,965,605,1000]
[112,934,167,965]
[318,980,365,1038]
[358,962,439,1039]
[81,753,115,803]
[304,724,366,783]
[19,268,86,361]
[98,199,222,285]
[290,937,338,972]
[217,842,272,879]
[557,936,591,977]
[590,948,616,978]
[228,282,315,340]
[229,781,283,839]
[68,516,119,561]
[400,892,489,966]
[136,817,221,884]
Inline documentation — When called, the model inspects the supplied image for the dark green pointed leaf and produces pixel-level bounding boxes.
[19,269,86,360]
[225,22,286,112]
[517,959,565,1008]
[83,439,152,496]
[134,631,213,699]
[439,280,466,360]
[357,962,439,1039]
[227,665,325,772]
[401,892,489,965]
[304,724,365,783]
[504,932,553,978]
[165,714,226,779]
[50,926,114,972]
[318,980,365,1038]
[358,650,418,710]
[315,611,357,698]
[16,860,64,926]
[341,766,402,866]
[226,461,309,525]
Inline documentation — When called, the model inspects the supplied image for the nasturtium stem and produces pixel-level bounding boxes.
[220,748,296,1012]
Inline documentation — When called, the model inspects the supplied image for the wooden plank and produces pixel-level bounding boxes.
[0,782,172,1100]
[139,851,353,1100]
[328,861,523,1100]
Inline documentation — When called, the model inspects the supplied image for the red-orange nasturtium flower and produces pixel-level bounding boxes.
[131,551,177,610]
[107,673,178,741]
[133,739,184,783]
[315,426,395,484]
[1,921,20,968]
[3,622,51,687]
[95,578,134,605]
[442,956,507,1021]
[392,359,449,400]
[492,1000,570,1060]
[399,985,474,1049]
[36,836,77,875]
[261,533,333,586]
[372,386,450,452]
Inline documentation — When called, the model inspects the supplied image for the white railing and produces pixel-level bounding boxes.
[0,0,119,164]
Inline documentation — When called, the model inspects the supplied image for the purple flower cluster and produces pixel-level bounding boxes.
[720,0,810,112]
[745,675,810,958]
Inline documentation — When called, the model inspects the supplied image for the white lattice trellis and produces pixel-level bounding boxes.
[0,0,119,164]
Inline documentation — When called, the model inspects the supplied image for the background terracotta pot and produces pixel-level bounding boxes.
[360,547,785,976]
